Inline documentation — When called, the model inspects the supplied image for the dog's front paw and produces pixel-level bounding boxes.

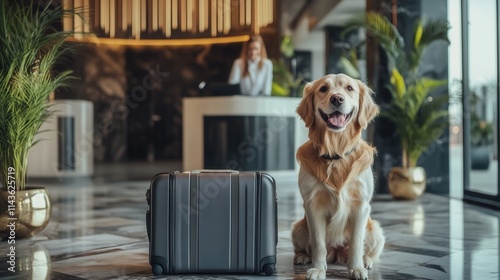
[294,252,311,264]
[348,266,368,280]
[363,256,374,270]
[306,268,326,280]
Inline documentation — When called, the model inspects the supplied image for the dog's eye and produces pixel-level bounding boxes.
[346,85,353,91]
[319,85,329,93]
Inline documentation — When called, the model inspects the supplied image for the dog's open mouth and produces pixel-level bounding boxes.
[319,109,353,129]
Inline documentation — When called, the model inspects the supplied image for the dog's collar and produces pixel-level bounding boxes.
[320,146,357,161]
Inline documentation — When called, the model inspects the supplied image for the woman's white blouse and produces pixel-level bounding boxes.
[228,58,273,96]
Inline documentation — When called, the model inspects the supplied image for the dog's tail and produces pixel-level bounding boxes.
[364,218,385,267]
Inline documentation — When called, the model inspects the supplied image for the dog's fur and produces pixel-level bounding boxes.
[291,74,385,280]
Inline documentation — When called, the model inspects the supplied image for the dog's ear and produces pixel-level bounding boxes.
[296,82,315,128]
[357,80,379,129]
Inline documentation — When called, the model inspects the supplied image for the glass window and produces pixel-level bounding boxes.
[466,0,498,196]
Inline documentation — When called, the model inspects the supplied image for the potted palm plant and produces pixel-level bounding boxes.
[345,12,450,199]
[0,1,76,238]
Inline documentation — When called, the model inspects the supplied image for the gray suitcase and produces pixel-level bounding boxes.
[146,170,277,276]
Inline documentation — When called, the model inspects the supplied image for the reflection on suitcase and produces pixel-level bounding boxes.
[146,170,277,276]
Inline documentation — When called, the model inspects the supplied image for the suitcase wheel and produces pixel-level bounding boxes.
[263,264,275,276]
[152,264,163,275]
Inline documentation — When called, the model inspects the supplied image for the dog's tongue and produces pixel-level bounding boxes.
[328,113,346,127]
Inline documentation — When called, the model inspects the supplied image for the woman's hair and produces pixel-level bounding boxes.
[240,34,268,77]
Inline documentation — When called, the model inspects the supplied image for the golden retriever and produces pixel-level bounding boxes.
[291,74,385,280]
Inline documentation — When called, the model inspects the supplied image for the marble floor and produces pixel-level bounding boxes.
[1,164,500,280]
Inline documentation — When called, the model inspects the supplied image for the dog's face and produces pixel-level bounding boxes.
[297,74,378,132]
[312,74,359,132]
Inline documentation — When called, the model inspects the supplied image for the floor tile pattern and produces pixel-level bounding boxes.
[1,175,499,280]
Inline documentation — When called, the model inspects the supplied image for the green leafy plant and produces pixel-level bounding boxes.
[470,93,494,146]
[345,12,450,168]
[271,59,303,97]
[0,1,77,191]
[471,117,494,146]
[337,31,365,79]
[272,35,303,97]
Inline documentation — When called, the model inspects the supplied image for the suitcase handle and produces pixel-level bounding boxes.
[146,210,151,241]
[186,169,239,174]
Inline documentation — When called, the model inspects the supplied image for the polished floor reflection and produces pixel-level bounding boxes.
[1,170,499,280]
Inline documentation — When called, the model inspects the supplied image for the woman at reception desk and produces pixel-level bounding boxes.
[183,35,306,176]
[228,35,273,96]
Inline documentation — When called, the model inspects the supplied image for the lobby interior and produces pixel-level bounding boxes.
[1,0,500,279]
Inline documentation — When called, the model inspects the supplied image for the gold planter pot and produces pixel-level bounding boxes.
[0,187,51,239]
[387,167,426,200]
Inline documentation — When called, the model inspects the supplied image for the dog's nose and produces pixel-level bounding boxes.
[330,94,344,107]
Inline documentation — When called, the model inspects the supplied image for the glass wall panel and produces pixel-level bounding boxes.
[449,0,463,199]
[465,0,499,198]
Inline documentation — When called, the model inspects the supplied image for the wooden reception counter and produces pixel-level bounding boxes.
[182,96,307,176]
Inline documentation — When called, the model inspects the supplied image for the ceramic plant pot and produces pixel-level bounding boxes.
[0,187,51,239]
[387,167,426,200]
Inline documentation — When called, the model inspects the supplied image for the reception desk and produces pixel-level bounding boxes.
[183,96,307,176]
